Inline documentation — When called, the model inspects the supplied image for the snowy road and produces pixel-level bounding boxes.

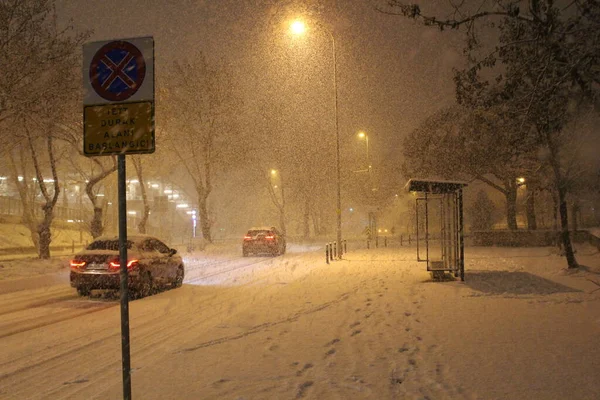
[0,242,599,399]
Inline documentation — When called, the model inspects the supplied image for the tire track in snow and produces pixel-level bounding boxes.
[0,300,117,339]
[177,291,353,353]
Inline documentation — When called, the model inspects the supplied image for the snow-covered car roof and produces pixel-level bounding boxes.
[89,234,166,244]
[246,226,279,232]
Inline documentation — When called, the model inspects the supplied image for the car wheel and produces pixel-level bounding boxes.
[137,271,154,298]
[173,265,184,288]
[76,287,90,297]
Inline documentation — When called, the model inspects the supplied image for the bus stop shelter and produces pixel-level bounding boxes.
[406,179,468,281]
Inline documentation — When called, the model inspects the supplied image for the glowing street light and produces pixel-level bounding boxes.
[357,131,372,188]
[290,18,343,258]
[290,20,306,35]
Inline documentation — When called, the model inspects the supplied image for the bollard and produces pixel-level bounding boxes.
[326,244,330,264]
[400,234,403,246]
[376,236,379,248]
[408,234,411,245]
[384,237,387,247]
[330,243,334,262]
[343,240,347,254]
[334,241,338,259]
[367,240,370,249]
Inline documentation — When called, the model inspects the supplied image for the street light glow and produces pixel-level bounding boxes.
[290,20,306,35]
[358,131,366,139]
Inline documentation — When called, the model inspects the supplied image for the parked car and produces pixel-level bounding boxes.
[242,226,286,256]
[70,234,184,297]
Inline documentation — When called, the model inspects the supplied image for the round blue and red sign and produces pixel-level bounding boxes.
[89,41,146,102]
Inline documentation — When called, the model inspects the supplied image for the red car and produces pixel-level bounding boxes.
[242,227,286,257]
[70,235,184,297]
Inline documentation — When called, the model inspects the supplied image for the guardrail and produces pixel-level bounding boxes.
[0,242,88,256]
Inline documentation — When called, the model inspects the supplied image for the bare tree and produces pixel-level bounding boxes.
[402,106,539,230]
[0,0,88,125]
[160,55,238,243]
[131,155,150,234]
[0,1,86,258]
[382,0,600,268]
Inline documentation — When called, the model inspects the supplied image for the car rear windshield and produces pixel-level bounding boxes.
[247,230,271,236]
[86,240,133,250]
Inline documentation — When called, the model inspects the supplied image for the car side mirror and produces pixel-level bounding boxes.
[169,248,178,256]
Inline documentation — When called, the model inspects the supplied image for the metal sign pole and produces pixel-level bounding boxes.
[118,154,132,399]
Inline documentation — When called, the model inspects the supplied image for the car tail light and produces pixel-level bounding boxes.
[243,235,252,241]
[109,259,139,271]
[70,260,86,270]
[265,235,275,240]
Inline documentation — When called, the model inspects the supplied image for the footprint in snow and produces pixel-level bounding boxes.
[296,363,313,376]
[325,348,336,357]
[296,381,314,398]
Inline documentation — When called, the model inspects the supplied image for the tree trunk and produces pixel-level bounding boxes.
[556,184,578,267]
[303,197,310,240]
[27,133,60,260]
[505,182,518,230]
[279,209,286,238]
[312,212,320,236]
[279,185,286,237]
[198,194,212,243]
[526,188,537,230]
[138,204,150,234]
[37,205,53,259]
[84,158,117,239]
[132,156,150,234]
[544,129,578,268]
[90,207,104,238]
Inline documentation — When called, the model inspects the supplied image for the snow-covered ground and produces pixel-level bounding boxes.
[0,241,599,399]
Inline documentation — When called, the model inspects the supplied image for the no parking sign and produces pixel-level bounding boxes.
[83,36,155,156]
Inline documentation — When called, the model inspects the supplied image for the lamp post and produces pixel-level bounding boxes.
[270,169,286,236]
[290,19,342,258]
[357,131,371,189]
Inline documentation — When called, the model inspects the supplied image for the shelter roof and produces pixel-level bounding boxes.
[405,178,468,194]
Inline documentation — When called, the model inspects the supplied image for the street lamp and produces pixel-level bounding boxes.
[357,131,372,189]
[269,168,286,235]
[290,19,343,258]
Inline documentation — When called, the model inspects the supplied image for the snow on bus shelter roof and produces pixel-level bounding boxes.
[405,178,468,194]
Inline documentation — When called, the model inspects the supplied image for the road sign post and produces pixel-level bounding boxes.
[83,36,155,400]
